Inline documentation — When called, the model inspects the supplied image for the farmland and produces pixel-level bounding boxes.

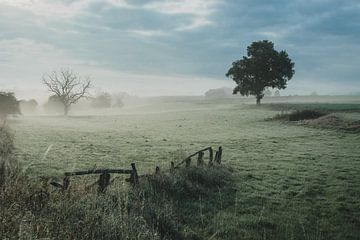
[4,95,360,239]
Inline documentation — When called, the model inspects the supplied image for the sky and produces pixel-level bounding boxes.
[0,0,359,99]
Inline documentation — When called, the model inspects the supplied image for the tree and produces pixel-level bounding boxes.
[42,69,91,115]
[19,99,38,114]
[43,95,64,114]
[91,92,112,109]
[0,92,20,120]
[205,88,226,98]
[226,40,294,105]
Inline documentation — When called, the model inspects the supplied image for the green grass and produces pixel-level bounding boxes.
[5,95,360,239]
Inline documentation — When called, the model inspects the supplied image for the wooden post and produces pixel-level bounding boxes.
[217,146,223,164]
[209,147,214,165]
[197,151,204,166]
[62,176,70,191]
[98,172,111,193]
[185,158,191,168]
[170,161,175,172]
[214,151,219,164]
[130,163,139,185]
[155,166,160,175]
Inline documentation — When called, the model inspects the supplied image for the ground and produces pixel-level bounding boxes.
[8,95,360,239]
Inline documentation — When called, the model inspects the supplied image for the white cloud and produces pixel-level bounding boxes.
[144,0,221,31]
[128,29,169,37]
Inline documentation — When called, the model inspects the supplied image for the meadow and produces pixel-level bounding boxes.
[3,95,360,239]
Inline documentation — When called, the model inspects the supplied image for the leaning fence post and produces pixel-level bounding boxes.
[130,163,139,185]
[197,151,204,166]
[62,176,70,191]
[185,158,191,168]
[214,151,219,164]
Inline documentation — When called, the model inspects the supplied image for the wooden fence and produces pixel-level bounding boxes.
[51,146,222,193]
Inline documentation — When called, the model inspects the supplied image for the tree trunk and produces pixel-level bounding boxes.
[256,95,262,105]
[64,105,69,116]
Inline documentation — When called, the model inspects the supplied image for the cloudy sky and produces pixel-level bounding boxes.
[0,0,359,98]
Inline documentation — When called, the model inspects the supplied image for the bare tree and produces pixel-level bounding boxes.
[42,69,91,115]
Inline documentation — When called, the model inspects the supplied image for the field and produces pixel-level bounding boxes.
[6,95,360,239]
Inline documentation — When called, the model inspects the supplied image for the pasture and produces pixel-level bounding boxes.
[6,95,360,239]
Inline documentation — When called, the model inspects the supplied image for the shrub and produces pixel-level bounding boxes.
[272,110,326,121]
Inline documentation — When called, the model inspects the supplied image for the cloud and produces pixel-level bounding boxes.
[0,0,359,96]
[144,0,221,31]
[128,29,169,37]
[0,0,95,18]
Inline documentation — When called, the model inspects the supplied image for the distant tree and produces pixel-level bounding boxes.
[112,98,124,108]
[111,92,127,108]
[205,88,226,98]
[91,92,112,109]
[226,40,295,105]
[19,99,38,114]
[264,89,272,97]
[43,95,65,114]
[0,92,20,120]
[274,90,280,97]
[42,69,91,115]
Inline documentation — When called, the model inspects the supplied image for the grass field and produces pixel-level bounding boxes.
[6,95,360,239]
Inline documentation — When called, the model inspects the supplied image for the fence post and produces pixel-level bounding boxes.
[185,158,191,168]
[155,166,160,175]
[98,172,111,193]
[214,151,219,164]
[209,147,214,165]
[197,151,204,166]
[216,146,222,164]
[170,161,175,172]
[62,176,70,191]
[130,163,139,185]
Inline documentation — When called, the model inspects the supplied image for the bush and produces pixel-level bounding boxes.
[272,110,326,121]
[0,92,20,119]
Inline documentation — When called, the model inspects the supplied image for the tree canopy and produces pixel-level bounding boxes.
[226,40,295,104]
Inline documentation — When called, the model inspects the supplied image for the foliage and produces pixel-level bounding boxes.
[91,92,112,109]
[43,95,64,114]
[264,89,272,97]
[43,69,91,115]
[226,40,294,104]
[272,109,327,121]
[19,99,38,114]
[205,88,232,99]
[0,92,20,119]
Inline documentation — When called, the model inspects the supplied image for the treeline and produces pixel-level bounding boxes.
[0,91,128,118]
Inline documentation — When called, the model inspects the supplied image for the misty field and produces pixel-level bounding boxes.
[6,96,360,239]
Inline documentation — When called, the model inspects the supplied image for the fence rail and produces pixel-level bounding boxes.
[51,146,222,193]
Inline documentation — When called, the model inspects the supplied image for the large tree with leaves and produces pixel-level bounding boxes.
[226,40,295,105]
[43,69,91,115]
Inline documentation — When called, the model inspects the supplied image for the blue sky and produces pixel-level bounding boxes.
[0,0,359,98]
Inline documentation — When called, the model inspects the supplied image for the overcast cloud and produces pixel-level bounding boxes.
[0,0,359,98]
